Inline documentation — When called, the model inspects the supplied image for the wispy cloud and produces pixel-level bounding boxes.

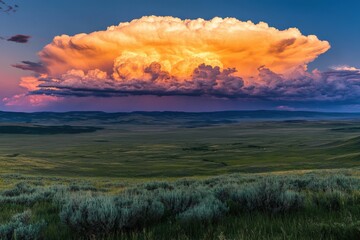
[0,0,18,13]
[12,61,46,72]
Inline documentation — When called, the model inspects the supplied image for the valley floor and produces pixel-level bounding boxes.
[1,119,360,178]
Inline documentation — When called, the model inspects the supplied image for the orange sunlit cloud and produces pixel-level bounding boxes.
[9,16,360,106]
[39,16,329,79]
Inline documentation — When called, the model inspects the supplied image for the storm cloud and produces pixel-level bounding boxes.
[8,16,360,106]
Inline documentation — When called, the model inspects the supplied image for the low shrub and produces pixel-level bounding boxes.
[60,194,117,236]
[59,193,165,237]
[68,183,97,192]
[230,179,304,214]
[177,196,228,223]
[157,188,205,215]
[1,182,36,197]
[0,184,65,206]
[142,181,173,191]
[305,174,360,192]
[115,194,164,229]
[0,210,46,240]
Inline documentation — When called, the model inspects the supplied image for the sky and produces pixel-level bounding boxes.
[0,0,360,112]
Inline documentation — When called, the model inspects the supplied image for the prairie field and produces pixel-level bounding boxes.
[0,111,360,239]
[1,111,360,178]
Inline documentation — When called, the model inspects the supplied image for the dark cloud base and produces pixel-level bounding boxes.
[23,62,360,104]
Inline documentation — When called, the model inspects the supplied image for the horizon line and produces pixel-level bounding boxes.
[1,109,360,114]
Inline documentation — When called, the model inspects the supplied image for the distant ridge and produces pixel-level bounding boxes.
[0,110,359,126]
[1,110,360,114]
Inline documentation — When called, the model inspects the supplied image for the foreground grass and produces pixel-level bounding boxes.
[1,169,360,239]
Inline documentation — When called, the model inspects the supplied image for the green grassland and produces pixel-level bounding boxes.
[1,111,360,239]
[0,118,360,178]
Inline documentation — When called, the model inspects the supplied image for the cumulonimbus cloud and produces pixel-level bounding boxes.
[8,16,360,106]
[38,16,330,77]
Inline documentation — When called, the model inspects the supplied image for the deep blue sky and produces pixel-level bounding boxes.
[1,0,360,112]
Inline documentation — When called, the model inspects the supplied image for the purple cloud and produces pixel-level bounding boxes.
[7,34,30,43]
[12,61,47,73]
